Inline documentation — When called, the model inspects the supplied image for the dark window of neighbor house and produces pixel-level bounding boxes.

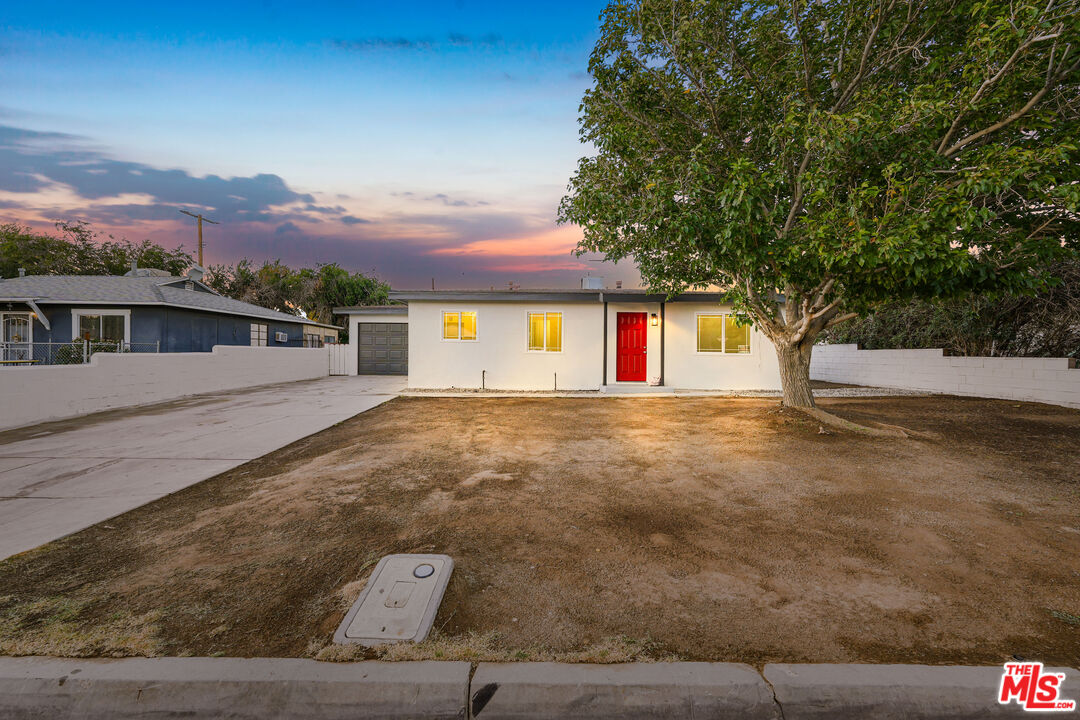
[78,314,125,342]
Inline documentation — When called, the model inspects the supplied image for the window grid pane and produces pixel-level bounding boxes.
[101,315,124,343]
[545,313,562,352]
[251,323,267,346]
[80,315,101,341]
[697,315,724,352]
[442,312,460,340]
[527,313,544,350]
[724,317,751,354]
[461,312,477,340]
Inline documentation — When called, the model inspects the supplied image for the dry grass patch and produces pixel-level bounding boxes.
[312,632,676,664]
[0,593,162,657]
[0,395,1077,666]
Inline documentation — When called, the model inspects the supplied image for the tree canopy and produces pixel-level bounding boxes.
[0,221,390,339]
[1,221,193,278]
[204,260,390,331]
[560,0,1080,406]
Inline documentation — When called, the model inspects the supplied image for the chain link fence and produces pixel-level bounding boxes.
[0,341,160,366]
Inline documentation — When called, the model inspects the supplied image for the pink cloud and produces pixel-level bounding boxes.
[427,224,582,257]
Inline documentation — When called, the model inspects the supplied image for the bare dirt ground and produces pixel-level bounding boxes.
[1,395,1078,666]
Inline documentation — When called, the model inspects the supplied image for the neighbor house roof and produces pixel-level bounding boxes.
[388,289,736,303]
[0,275,339,329]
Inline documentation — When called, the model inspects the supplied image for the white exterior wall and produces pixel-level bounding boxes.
[344,312,409,376]
[407,301,603,390]
[406,299,782,391]
[0,346,330,431]
[662,302,782,390]
[811,343,1080,409]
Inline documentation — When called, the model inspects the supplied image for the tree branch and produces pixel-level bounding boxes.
[942,52,1079,157]
[937,22,1062,154]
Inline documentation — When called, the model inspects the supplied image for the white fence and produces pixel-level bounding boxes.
[0,345,331,431]
[328,343,349,376]
[811,344,1080,409]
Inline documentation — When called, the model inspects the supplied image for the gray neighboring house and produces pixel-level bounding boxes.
[0,266,339,363]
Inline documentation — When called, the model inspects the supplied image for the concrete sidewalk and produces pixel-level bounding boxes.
[0,375,404,560]
[0,657,1074,719]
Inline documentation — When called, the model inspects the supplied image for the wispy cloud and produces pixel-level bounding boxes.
[0,124,317,224]
[329,32,505,53]
[423,193,489,208]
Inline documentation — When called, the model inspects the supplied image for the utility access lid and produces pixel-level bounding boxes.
[333,554,454,646]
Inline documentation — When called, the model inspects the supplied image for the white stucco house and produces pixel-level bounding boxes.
[336,287,781,391]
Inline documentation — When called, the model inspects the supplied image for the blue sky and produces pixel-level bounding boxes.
[0,1,635,287]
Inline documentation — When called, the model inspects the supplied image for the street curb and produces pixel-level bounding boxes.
[470,661,779,719]
[0,658,1077,719]
[764,663,1080,719]
[0,657,470,720]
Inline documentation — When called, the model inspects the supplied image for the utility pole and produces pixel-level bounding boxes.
[179,209,219,266]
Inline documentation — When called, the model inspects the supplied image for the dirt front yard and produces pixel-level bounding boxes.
[1,395,1078,666]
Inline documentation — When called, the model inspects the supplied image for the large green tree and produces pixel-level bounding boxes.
[560,0,1080,407]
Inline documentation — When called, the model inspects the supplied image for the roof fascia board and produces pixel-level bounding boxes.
[390,291,603,302]
[388,291,737,303]
[332,306,408,314]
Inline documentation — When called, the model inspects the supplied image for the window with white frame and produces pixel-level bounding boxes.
[442,311,477,341]
[250,323,268,346]
[303,331,323,348]
[72,310,128,343]
[527,312,562,352]
[696,314,751,354]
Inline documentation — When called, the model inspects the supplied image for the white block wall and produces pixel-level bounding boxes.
[811,344,1080,409]
[408,301,604,390]
[0,346,330,431]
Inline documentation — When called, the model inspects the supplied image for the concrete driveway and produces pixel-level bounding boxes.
[0,375,404,560]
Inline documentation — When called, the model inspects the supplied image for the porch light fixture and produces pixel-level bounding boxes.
[650,313,659,326]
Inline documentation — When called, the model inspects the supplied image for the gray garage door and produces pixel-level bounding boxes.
[357,322,408,375]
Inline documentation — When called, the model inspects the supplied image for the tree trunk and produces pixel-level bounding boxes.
[775,339,816,408]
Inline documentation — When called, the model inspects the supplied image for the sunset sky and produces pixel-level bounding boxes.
[0,0,639,289]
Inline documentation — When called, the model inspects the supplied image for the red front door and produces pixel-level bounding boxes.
[616,312,648,382]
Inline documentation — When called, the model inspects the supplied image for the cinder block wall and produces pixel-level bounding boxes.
[0,346,330,431]
[811,344,1080,409]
